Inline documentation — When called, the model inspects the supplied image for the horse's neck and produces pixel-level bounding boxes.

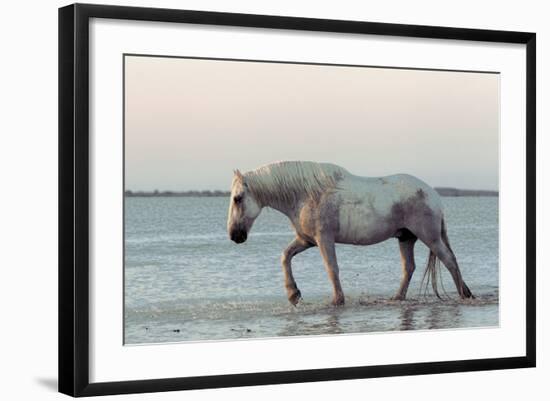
[246,169,310,221]
[257,189,303,225]
[264,198,299,219]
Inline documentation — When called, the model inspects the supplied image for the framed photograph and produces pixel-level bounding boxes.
[58,3,536,397]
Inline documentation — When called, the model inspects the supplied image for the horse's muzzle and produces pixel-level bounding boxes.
[230,229,247,244]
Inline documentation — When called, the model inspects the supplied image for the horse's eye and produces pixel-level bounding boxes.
[233,194,243,204]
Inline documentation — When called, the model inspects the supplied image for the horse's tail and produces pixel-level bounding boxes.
[421,250,444,299]
[420,219,450,299]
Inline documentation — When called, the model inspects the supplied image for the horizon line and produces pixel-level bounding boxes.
[124,187,499,197]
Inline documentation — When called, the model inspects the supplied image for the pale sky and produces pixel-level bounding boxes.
[124,55,499,191]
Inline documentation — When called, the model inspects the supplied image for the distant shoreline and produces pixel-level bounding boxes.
[124,188,498,197]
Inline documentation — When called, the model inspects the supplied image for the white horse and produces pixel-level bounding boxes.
[227,161,473,306]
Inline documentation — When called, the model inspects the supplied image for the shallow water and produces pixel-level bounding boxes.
[124,197,499,344]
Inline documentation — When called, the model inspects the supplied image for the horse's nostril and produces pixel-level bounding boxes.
[230,230,247,244]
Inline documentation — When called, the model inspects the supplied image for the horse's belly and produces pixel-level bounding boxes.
[335,206,395,245]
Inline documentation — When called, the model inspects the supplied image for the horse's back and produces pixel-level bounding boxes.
[333,172,443,245]
[340,173,441,211]
[383,173,442,209]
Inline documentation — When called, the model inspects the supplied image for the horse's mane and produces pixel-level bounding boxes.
[243,161,348,206]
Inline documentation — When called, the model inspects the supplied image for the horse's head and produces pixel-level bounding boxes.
[227,169,262,243]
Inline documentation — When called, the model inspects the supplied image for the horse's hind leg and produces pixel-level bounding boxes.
[392,231,417,301]
[413,217,473,299]
[429,239,473,299]
[281,237,313,306]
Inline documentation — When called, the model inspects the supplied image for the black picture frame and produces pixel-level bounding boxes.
[59,3,536,397]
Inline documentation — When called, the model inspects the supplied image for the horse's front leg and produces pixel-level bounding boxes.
[317,237,345,306]
[281,237,313,306]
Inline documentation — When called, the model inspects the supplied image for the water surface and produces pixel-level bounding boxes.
[124,197,499,344]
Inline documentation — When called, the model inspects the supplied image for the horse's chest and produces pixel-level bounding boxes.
[294,198,339,241]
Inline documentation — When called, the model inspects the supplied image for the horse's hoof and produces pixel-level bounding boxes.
[460,287,475,299]
[288,289,302,306]
[390,295,406,301]
[331,296,345,307]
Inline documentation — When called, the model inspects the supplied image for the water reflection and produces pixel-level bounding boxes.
[399,305,416,330]
[278,308,344,337]
[277,313,305,338]
[323,311,343,335]
[274,296,490,340]
[125,293,498,343]
[397,300,464,331]
[429,303,458,330]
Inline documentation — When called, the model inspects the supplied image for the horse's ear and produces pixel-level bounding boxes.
[233,169,243,180]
